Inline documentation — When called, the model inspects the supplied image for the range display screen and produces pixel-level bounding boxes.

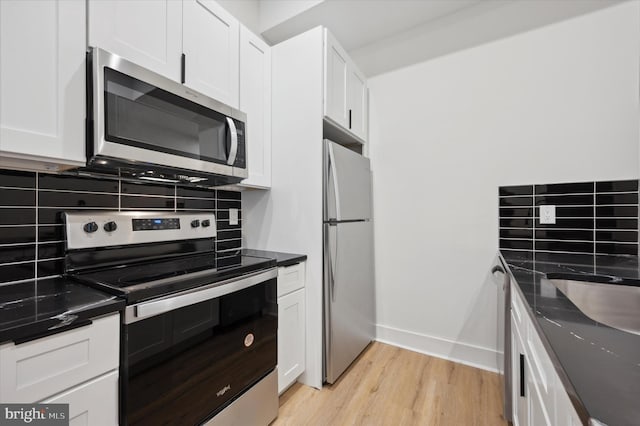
[132,218,180,231]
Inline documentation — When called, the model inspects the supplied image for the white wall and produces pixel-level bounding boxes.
[258,0,324,33]
[369,2,639,371]
[350,0,627,78]
[216,0,261,35]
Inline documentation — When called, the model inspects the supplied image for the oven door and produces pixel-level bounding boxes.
[89,48,247,178]
[121,269,277,425]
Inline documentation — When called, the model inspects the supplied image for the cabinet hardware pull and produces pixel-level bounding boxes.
[349,109,352,129]
[181,53,186,84]
[520,353,526,397]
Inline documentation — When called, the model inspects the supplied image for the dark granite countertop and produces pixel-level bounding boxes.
[243,249,307,267]
[0,277,125,345]
[500,250,640,426]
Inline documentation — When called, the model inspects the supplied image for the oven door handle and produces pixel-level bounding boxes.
[126,268,277,323]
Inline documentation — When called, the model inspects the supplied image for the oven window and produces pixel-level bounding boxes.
[104,68,230,165]
[124,278,277,425]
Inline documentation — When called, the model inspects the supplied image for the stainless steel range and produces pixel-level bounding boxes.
[63,211,278,426]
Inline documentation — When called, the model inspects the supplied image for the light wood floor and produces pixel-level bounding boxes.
[272,342,507,426]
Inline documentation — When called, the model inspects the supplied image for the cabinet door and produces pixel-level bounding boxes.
[239,26,271,189]
[348,65,368,141]
[88,0,182,81]
[278,288,306,394]
[324,30,349,129]
[183,0,239,108]
[43,371,118,426]
[556,386,581,426]
[528,368,553,426]
[0,0,85,169]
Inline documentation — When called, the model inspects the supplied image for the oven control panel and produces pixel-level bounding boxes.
[64,212,217,250]
[132,218,181,231]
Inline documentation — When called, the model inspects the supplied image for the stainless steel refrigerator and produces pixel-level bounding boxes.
[323,139,376,384]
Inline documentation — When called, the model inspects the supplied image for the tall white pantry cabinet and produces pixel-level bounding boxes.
[244,26,369,389]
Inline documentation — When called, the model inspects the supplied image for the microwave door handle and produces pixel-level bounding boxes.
[226,117,238,166]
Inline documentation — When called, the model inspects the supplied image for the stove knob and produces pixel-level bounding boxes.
[103,221,118,232]
[201,219,211,228]
[191,219,201,228]
[83,222,98,233]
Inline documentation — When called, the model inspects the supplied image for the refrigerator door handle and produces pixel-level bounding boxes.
[328,143,342,220]
[328,223,339,302]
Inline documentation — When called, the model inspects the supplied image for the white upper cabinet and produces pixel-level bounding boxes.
[88,0,183,81]
[89,0,240,108]
[348,67,368,141]
[324,30,349,130]
[323,28,369,143]
[239,26,271,189]
[183,0,240,109]
[0,0,86,171]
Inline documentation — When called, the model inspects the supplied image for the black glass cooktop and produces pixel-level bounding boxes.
[69,253,276,304]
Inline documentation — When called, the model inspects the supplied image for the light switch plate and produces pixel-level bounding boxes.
[539,205,556,224]
[229,208,239,225]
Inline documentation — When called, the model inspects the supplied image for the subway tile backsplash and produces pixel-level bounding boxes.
[0,170,242,285]
[499,179,638,257]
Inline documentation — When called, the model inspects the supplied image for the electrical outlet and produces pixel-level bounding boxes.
[539,205,556,224]
[229,208,239,225]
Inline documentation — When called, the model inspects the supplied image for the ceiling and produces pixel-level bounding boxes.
[261,0,482,51]
[260,0,628,77]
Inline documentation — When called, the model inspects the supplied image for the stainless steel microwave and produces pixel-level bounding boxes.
[85,47,247,186]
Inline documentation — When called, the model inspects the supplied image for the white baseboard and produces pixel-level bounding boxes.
[375,324,501,373]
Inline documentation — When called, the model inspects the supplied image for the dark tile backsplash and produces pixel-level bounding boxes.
[0,170,242,285]
[499,179,638,257]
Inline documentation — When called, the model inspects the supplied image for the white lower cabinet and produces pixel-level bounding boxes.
[277,262,306,394]
[43,371,118,426]
[0,313,120,424]
[511,289,581,426]
[511,314,528,426]
[278,288,306,394]
[527,366,553,426]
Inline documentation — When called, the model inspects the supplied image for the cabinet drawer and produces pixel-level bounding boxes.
[0,313,120,403]
[278,262,306,297]
[43,370,118,426]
